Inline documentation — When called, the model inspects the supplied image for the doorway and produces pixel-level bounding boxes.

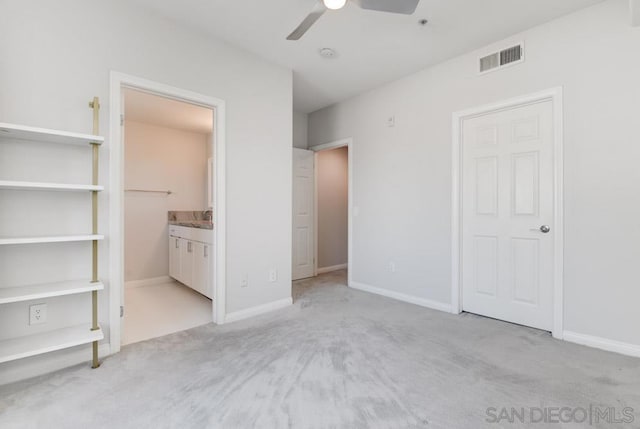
[315,146,349,275]
[292,139,353,284]
[121,88,214,345]
[452,88,564,337]
[109,72,227,354]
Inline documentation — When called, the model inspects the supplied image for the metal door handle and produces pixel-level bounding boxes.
[188,242,192,253]
[175,238,179,248]
[204,246,208,258]
[531,225,551,233]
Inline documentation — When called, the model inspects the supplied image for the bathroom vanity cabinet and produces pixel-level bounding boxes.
[168,225,213,299]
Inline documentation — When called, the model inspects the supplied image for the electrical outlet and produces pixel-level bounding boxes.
[29,304,47,325]
[390,262,397,273]
[269,268,278,283]
[241,274,249,288]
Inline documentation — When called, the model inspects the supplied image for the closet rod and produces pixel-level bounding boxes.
[125,189,172,195]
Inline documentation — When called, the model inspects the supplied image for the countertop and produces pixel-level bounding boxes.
[168,210,213,230]
[168,221,213,230]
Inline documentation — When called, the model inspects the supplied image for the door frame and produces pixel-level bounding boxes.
[451,87,564,339]
[311,138,353,287]
[109,72,227,353]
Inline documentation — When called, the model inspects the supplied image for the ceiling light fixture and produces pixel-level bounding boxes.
[319,48,337,58]
[323,0,347,10]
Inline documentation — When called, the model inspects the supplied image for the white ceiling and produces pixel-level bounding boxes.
[124,88,213,134]
[131,0,602,113]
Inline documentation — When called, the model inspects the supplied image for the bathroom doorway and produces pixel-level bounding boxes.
[121,89,214,345]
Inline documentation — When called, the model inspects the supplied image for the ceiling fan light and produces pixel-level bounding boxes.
[323,0,347,10]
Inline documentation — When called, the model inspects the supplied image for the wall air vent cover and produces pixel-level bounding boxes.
[479,43,524,74]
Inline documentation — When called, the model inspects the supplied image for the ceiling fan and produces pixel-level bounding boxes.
[287,0,420,40]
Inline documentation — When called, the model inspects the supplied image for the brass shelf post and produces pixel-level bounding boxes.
[89,96,100,369]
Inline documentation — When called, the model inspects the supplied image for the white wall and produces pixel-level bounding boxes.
[293,111,308,149]
[309,0,640,350]
[317,147,348,269]
[124,121,208,282]
[0,0,292,383]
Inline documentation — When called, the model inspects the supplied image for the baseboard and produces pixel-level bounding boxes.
[224,297,293,324]
[563,331,640,358]
[349,281,452,313]
[125,276,172,289]
[317,263,348,274]
[0,343,111,386]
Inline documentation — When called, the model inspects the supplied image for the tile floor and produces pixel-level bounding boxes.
[122,280,212,345]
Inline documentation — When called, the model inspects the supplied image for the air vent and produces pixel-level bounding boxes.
[479,43,524,74]
[480,53,499,72]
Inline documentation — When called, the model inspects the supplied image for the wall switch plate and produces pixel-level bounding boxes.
[269,268,278,283]
[241,274,249,288]
[29,304,47,325]
[390,262,397,273]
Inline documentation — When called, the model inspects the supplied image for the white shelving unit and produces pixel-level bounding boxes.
[0,180,104,192]
[0,122,104,146]
[0,98,104,368]
[0,324,103,364]
[0,235,104,246]
[0,280,104,305]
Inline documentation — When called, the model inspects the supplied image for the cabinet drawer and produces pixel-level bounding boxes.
[168,225,213,244]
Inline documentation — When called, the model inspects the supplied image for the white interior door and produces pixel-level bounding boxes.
[461,100,555,331]
[292,148,315,280]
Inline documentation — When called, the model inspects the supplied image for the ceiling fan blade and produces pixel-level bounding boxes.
[287,2,327,41]
[353,0,420,15]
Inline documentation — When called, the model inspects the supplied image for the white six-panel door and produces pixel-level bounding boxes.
[462,100,554,331]
[292,148,315,280]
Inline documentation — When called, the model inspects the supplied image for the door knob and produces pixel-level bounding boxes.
[539,225,550,233]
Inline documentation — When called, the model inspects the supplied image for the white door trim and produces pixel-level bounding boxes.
[109,71,227,353]
[451,87,564,339]
[311,138,353,286]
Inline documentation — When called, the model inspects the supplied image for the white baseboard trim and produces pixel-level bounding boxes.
[125,276,172,289]
[317,263,348,274]
[0,343,111,386]
[349,281,452,313]
[224,297,293,324]
[563,331,640,358]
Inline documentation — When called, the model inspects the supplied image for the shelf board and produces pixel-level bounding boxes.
[0,324,103,364]
[0,280,104,304]
[0,180,103,192]
[0,235,104,245]
[0,122,103,146]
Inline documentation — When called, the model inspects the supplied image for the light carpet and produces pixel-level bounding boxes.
[1,270,639,428]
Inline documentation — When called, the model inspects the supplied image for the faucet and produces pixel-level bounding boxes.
[203,210,213,222]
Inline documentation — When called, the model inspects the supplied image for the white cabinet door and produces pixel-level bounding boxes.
[192,241,205,296]
[169,233,213,298]
[169,236,182,281]
[180,238,194,287]
[204,244,213,298]
[191,242,212,298]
